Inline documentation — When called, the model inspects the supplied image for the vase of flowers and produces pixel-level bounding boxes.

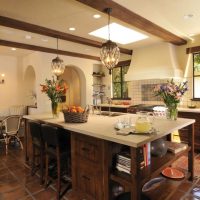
[154,79,188,120]
[40,77,67,118]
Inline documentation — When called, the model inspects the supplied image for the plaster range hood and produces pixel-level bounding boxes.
[125,43,183,81]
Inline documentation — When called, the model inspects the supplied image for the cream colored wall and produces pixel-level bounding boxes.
[22,52,98,114]
[0,55,25,109]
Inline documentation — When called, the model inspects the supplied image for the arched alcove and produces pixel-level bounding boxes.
[59,65,86,107]
[24,65,37,105]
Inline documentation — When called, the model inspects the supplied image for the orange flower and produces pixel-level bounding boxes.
[40,77,67,103]
[56,85,61,91]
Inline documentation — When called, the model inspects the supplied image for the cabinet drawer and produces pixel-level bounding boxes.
[74,134,103,163]
[76,163,103,200]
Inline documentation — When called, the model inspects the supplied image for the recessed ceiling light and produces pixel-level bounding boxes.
[184,14,194,19]
[42,38,48,42]
[89,23,148,44]
[93,14,101,19]
[189,33,195,37]
[25,35,32,39]
[11,48,16,51]
[69,27,76,31]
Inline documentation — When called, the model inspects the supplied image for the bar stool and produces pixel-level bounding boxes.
[29,121,44,185]
[41,124,71,200]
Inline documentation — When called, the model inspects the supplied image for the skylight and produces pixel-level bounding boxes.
[89,23,148,44]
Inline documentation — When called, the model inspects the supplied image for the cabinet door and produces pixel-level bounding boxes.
[76,161,103,200]
[178,112,200,150]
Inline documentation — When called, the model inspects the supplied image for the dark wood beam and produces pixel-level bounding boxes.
[0,16,132,55]
[116,60,131,67]
[186,46,200,54]
[0,39,100,61]
[76,0,187,46]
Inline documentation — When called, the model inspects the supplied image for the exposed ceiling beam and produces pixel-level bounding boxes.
[0,16,132,55]
[116,60,131,67]
[186,46,200,54]
[76,0,187,46]
[0,39,100,61]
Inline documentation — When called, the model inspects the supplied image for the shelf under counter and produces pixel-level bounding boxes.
[110,147,190,185]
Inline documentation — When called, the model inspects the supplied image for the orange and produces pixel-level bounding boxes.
[71,108,77,113]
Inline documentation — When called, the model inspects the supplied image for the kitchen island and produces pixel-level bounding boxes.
[24,113,195,200]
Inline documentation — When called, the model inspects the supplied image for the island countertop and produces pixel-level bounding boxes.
[24,113,195,148]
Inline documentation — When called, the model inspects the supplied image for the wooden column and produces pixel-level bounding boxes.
[188,123,194,181]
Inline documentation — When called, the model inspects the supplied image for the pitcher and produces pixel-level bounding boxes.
[135,111,154,133]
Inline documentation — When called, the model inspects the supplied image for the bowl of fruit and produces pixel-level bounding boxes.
[62,105,89,123]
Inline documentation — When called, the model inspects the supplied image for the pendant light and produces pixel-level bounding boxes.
[51,38,65,77]
[100,8,120,75]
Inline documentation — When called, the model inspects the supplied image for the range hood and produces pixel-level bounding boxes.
[125,43,183,81]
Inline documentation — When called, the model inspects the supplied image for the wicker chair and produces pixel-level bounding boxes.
[1,115,23,154]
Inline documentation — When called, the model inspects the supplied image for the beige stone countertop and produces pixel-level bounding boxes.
[24,113,195,148]
[178,107,200,113]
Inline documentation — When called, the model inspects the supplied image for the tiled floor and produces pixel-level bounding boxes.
[0,144,69,200]
[0,143,200,200]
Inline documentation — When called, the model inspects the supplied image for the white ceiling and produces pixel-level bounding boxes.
[0,0,199,57]
[113,0,200,39]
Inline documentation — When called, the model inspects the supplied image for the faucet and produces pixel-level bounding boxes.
[106,97,112,116]
[107,97,112,105]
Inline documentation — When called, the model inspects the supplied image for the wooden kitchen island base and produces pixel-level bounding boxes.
[24,114,195,200]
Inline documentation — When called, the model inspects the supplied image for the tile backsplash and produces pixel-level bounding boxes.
[128,77,200,108]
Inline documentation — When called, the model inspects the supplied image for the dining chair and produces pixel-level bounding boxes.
[1,115,23,154]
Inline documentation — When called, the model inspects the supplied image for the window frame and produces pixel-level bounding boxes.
[112,66,131,100]
[193,52,200,100]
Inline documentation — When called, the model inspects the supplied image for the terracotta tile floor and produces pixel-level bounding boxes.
[0,143,200,200]
[0,144,69,200]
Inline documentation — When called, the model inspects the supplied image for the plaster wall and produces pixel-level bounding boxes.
[0,55,24,109]
[22,51,98,114]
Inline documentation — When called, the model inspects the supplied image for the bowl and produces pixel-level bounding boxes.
[142,177,166,192]
[187,105,196,109]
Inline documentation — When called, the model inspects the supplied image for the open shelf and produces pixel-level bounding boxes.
[92,84,106,87]
[110,146,190,187]
[92,74,105,77]
[142,171,190,200]
[140,147,191,183]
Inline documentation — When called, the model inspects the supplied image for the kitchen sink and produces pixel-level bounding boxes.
[97,111,125,117]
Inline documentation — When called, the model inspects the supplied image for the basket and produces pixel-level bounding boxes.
[62,106,89,123]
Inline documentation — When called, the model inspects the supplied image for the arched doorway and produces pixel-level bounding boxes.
[24,65,37,105]
[59,65,85,106]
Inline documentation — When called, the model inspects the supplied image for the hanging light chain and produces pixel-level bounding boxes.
[107,8,111,40]
[56,38,58,57]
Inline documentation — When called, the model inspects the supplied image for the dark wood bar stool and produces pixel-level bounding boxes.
[41,124,71,200]
[29,121,44,185]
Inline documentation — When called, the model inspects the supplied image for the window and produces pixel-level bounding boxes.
[193,53,200,99]
[112,66,130,99]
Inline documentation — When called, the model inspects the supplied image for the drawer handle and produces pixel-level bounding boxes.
[82,175,90,180]
[81,147,90,152]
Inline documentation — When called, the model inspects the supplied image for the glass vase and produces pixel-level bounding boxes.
[51,101,59,118]
[166,104,178,120]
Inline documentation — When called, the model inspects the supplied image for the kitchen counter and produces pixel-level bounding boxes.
[24,113,195,148]
[178,107,200,113]
[24,113,195,200]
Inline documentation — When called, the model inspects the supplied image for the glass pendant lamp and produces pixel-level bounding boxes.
[100,8,120,75]
[51,38,65,77]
